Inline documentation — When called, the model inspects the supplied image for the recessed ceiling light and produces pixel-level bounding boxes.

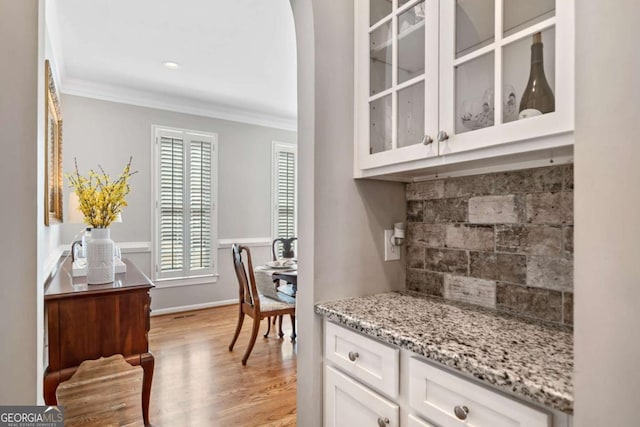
[162,61,180,70]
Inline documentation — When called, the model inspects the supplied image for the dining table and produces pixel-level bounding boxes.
[254,264,297,300]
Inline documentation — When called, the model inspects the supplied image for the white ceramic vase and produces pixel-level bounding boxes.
[86,227,114,284]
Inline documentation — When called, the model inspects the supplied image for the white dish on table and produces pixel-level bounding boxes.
[265,259,297,269]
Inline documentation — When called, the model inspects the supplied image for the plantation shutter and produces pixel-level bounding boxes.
[275,149,296,239]
[159,137,184,272]
[189,140,212,270]
[272,142,297,258]
[154,127,217,280]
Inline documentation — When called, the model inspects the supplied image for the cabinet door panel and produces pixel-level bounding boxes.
[398,81,426,148]
[409,357,550,427]
[325,321,399,398]
[57,291,147,368]
[356,0,439,171]
[439,0,573,156]
[408,414,437,427]
[324,365,399,427]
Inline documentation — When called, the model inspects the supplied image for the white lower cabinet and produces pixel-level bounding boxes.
[408,414,437,427]
[323,321,569,427]
[324,320,399,398]
[325,365,399,427]
[409,357,550,427]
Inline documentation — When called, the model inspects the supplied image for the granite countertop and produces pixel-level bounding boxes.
[315,291,573,414]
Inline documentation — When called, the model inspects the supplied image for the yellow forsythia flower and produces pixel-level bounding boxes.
[66,157,137,228]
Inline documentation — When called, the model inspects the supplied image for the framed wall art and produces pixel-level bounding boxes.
[45,59,63,226]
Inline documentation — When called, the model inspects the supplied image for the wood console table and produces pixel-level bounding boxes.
[44,257,154,427]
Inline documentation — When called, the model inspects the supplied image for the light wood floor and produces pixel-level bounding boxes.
[148,305,297,426]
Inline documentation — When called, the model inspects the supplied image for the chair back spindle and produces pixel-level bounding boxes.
[232,244,260,311]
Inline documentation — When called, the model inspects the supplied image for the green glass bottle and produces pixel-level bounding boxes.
[519,32,555,119]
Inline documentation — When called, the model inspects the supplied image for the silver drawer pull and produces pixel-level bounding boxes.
[348,351,359,362]
[454,405,469,420]
[422,134,433,145]
[377,416,389,427]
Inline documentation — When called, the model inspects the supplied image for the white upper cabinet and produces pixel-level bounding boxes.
[354,0,574,179]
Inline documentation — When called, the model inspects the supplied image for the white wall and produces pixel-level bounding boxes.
[574,1,640,425]
[293,1,407,426]
[59,95,296,310]
[0,0,39,404]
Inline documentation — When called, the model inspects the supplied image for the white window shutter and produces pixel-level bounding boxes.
[189,140,213,270]
[159,136,184,272]
[276,149,296,239]
[154,127,218,280]
[272,142,297,258]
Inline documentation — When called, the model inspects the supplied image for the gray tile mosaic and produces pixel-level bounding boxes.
[444,274,496,308]
[470,252,527,284]
[469,195,523,224]
[496,282,563,322]
[404,165,573,324]
[445,224,494,251]
[406,180,444,201]
[424,198,468,223]
[444,174,494,198]
[496,224,562,256]
[527,256,573,291]
[425,248,468,275]
[407,269,444,296]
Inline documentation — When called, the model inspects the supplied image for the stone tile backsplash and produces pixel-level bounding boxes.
[405,164,573,325]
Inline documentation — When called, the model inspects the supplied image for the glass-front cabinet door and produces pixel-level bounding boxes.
[355,0,574,177]
[438,0,574,155]
[355,0,439,170]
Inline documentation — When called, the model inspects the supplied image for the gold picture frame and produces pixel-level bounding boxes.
[45,59,63,226]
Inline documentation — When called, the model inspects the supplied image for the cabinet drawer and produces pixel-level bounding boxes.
[324,321,399,398]
[409,357,550,427]
[408,414,436,427]
[325,365,399,427]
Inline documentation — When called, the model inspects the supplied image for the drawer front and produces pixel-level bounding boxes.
[408,414,436,427]
[409,358,550,427]
[325,365,399,427]
[324,321,399,398]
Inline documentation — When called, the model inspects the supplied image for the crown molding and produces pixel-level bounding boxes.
[61,77,298,131]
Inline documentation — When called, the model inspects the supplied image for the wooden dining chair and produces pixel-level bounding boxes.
[268,237,298,336]
[272,237,297,261]
[229,244,296,365]
[56,355,144,427]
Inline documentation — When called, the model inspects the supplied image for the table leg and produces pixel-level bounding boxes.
[140,353,155,427]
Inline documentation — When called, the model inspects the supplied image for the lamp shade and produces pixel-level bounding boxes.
[68,192,85,224]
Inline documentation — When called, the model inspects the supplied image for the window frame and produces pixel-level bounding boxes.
[271,141,298,248]
[151,125,219,284]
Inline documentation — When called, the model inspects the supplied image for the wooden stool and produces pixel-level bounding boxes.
[56,354,145,427]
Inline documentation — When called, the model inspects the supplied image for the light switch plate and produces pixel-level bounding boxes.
[384,229,401,261]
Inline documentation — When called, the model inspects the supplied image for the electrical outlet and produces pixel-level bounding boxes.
[384,229,401,261]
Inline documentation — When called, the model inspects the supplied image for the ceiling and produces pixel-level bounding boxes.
[49,0,297,129]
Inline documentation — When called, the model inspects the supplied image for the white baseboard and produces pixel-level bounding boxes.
[151,299,237,316]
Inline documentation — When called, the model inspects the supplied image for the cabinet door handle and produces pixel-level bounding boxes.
[348,351,359,362]
[437,130,449,142]
[377,416,390,427]
[453,405,469,420]
[422,134,433,145]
